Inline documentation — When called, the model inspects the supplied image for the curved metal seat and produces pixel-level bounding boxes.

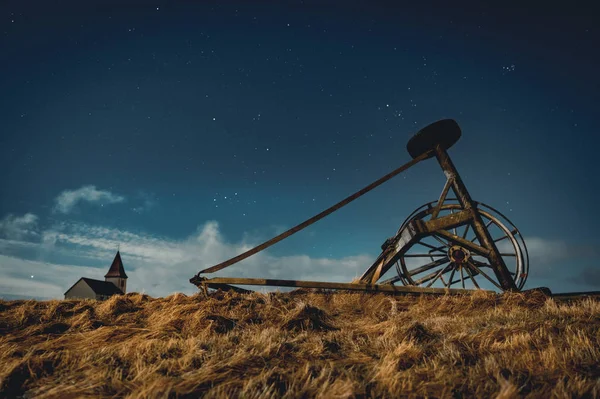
[407,119,461,159]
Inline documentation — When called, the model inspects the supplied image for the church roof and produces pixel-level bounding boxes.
[104,251,128,278]
[82,278,124,295]
[64,277,123,296]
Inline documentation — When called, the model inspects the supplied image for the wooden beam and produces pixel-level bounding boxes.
[423,209,472,233]
[434,229,491,257]
[191,276,493,295]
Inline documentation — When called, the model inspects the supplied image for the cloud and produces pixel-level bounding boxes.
[0,217,372,299]
[519,237,570,265]
[495,236,600,273]
[54,185,125,214]
[0,213,39,240]
[0,255,107,299]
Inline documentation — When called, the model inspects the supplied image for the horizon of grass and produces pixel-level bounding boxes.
[0,289,599,398]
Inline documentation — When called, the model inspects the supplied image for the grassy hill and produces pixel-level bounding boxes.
[0,290,598,398]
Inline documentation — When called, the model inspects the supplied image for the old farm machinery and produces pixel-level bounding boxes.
[190,119,529,295]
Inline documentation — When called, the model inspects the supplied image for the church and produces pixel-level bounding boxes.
[64,251,128,300]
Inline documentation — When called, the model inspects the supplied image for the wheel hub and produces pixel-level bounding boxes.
[448,245,470,265]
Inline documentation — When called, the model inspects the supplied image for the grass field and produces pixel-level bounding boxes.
[0,290,599,398]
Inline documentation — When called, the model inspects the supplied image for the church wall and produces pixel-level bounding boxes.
[64,280,96,300]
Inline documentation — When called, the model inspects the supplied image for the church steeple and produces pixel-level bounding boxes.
[105,251,128,293]
[105,251,128,278]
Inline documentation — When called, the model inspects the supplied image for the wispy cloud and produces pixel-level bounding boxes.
[0,219,371,299]
[0,213,39,240]
[54,185,125,214]
[0,255,107,299]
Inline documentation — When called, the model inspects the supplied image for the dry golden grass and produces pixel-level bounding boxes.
[0,289,599,398]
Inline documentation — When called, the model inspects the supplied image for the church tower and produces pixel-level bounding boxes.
[104,251,128,294]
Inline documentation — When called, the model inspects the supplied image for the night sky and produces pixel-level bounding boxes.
[1,1,598,299]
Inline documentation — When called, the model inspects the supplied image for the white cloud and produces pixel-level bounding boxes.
[0,255,107,299]
[514,237,569,265]
[0,218,373,298]
[54,185,125,214]
[0,213,39,240]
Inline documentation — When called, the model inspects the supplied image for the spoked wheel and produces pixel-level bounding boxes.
[392,199,529,291]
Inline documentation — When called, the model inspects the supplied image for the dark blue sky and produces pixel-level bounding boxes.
[1,1,598,298]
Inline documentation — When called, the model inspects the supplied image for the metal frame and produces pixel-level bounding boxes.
[190,129,521,295]
[356,145,517,291]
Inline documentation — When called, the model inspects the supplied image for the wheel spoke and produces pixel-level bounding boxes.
[471,259,491,268]
[460,265,465,289]
[447,267,457,288]
[433,235,450,248]
[416,241,446,254]
[462,224,471,239]
[463,263,481,289]
[494,235,509,243]
[381,275,401,284]
[426,264,452,288]
[500,253,516,257]
[467,261,503,290]
[407,257,450,277]
[404,254,447,257]
[467,219,495,243]
[450,209,457,236]
[414,264,452,285]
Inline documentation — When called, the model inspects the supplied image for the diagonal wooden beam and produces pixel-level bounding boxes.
[431,176,454,219]
[196,151,432,276]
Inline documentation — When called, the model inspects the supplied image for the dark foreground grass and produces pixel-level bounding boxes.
[0,290,599,398]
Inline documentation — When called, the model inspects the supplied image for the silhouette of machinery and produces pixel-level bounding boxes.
[191,119,529,294]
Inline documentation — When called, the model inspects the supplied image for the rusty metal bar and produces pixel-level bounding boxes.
[195,150,432,276]
[190,276,492,295]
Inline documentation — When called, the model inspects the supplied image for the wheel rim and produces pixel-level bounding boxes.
[392,199,529,291]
